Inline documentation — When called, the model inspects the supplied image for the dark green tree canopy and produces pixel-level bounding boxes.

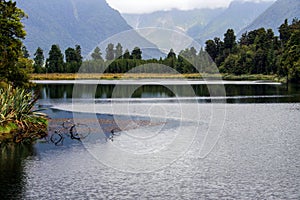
[65,47,77,63]
[115,43,123,59]
[167,49,176,59]
[123,49,130,59]
[64,45,82,73]
[105,43,114,61]
[33,47,44,73]
[203,18,300,81]
[131,47,142,60]
[46,44,64,73]
[224,29,237,51]
[0,0,32,87]
[91,47,103,61]
[205,40,218,61]
[279,19,291,46]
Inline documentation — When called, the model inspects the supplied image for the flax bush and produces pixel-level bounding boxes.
[0,85,47,145]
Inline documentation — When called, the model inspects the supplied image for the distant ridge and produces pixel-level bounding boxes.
[240,0,300,36]
[122,1,273,44]
[17,0,132,55]
[122,8,224,36]
[193,0,273,42]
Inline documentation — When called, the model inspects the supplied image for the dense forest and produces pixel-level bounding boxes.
[31,19,300,82]
[206,18,300,82]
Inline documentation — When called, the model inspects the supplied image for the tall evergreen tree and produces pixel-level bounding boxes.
[224,29,237,52]
[46,44,64,73]
[279,19,291,46]
[75,45,82,65]
[105,43,115,61]
[91,47,103,61]
[165,49,177,69]
[131,47,142,60]
[65,47,77,63]
[123,49,130,59]
[65,45,82,73]
[65,47,77,72]
[115,43,123,59]
[167,49,176,59]
[205,40,218,61]
[33,47,44,73]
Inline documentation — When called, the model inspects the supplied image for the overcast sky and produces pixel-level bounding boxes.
[106,0,275,14]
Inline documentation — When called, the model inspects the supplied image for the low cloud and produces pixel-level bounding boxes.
[106,0,275,14]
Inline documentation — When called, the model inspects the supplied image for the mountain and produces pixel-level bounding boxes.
[122,8,224,36]
[122,1,273,44]
[240,0,300,36]
[16,0,135,56]
[192,0,274,43]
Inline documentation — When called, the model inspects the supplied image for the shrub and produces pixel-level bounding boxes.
[0,85,48,145]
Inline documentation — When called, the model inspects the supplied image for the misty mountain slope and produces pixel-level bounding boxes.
[240,0,300,36]
[17,0,133,55]
[193,0,274,43]
[122,8,224,36]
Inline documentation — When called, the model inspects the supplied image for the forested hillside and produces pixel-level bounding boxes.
[16,0,132,55]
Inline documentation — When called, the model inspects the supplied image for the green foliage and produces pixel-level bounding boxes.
[38,43,218,75]
[105,43,115,61]
[91,47,103,61]
[123,49,130,59]
[33,47,44,73]
[131,47,142,60]
[205,19,300,82]
[22,46,30,58]
[279,19,291,46]
[65,45,82,73]
[224,29,237,52]
[0,85,47,145]
[0,0,32,87]
[281,28,300,81]
[46,44,64,73]
[205,40,218,61]
[115,43,123,59]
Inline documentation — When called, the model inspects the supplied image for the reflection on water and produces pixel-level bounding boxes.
[36,82,300,103]
[0,145,35,199]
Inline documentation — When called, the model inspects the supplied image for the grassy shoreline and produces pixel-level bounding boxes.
[30,73,284,82]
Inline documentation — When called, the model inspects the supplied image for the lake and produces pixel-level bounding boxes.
[1,80,300,199]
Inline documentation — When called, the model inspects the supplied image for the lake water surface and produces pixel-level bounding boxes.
[1,80,300,199]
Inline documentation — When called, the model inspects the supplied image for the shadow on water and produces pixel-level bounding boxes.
[0,145,35,199]
[34,107,164,153]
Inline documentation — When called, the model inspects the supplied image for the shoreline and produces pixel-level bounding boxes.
[30,73,284,82]
[31,79,282,85]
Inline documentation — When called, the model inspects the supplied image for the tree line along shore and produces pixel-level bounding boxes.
[29,19,300,83]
